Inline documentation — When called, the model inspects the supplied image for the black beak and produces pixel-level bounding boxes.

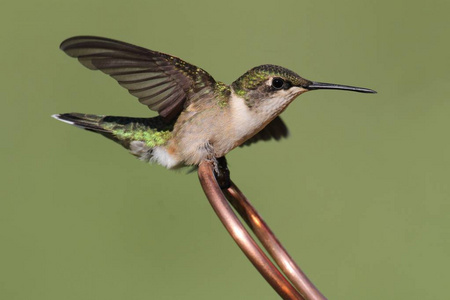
[306,81,376,94]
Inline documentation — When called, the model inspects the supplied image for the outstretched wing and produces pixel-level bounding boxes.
[240,116,289,147]
[60,36,216,122]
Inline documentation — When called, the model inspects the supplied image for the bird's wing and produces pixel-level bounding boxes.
[240,116,289,147]
[60,36,216,122]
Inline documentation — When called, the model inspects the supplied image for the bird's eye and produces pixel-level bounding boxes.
[272,77,285,89]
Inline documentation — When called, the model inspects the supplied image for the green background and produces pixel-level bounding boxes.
[2,0,449,299]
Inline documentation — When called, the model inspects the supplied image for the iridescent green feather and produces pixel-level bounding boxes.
[113,128,172,148]
[232,64,311,94]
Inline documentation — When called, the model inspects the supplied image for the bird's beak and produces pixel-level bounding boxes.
[305,81,377,94]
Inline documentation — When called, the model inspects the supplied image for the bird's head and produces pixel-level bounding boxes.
[231,64,376,118]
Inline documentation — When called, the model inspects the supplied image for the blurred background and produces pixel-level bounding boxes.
[1,0,449,299]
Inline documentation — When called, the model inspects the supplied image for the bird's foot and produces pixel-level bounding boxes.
[213,156,231,190]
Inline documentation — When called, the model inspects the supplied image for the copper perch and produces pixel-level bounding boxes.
[197,160,327,300]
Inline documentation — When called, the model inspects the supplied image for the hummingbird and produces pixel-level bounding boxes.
[53,36,376,171]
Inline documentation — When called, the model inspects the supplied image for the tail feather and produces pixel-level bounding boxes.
[52,113,108,132]
[52,113,173,149]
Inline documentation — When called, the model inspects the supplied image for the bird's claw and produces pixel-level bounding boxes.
[213,156,231,189]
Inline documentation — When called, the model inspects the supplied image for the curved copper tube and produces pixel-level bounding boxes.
[224,183,327,300]
[198,161,304,300]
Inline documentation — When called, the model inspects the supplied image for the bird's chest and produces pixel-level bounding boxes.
[172,96,266,162]
[171,108,234,161]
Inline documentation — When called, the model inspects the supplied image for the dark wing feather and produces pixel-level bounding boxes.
[60,36,216,121]
[240,116,289,147]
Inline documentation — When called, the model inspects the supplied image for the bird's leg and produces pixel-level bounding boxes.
[202,141,230,189]
[214,156,231,189]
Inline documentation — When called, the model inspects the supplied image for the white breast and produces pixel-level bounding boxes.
[229,91,261,140]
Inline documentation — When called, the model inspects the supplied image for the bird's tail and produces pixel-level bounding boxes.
[52,113,107,132]
[52,113,173,150]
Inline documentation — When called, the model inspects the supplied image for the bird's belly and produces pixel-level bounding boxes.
[171,118,237,165]
[174,132,234,166]
[170,105,263,165]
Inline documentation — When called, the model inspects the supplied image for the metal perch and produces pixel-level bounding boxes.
[197,160,327,300]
